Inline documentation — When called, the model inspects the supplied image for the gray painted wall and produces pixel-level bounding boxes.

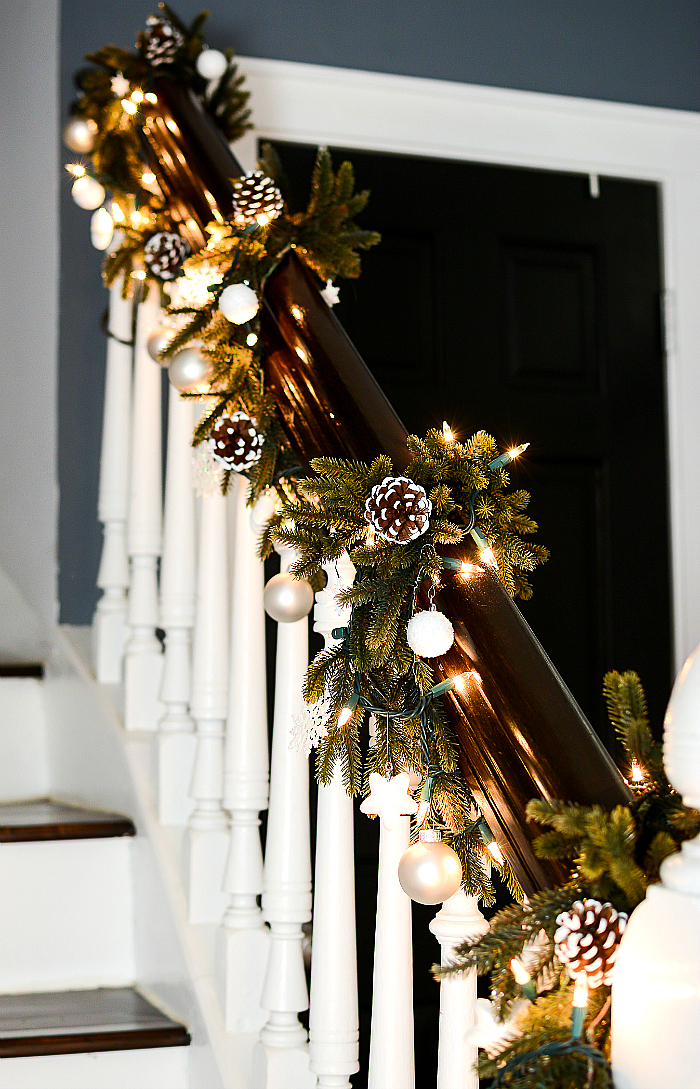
[59,0,700,621]
[1,0,60,630]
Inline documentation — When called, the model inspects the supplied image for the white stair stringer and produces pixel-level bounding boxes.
[0,1045,189,1089]
[49,626,258,1089]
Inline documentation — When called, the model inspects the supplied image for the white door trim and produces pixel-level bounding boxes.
[236,56,700,671]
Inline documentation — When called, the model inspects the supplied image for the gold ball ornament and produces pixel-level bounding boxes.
[398,829,462,905]
[147,326,173,364]
[263,572,314,623]
[72,175,106,210]
[219,283,259,325]
[63,116,97,153]
[167,347,213,393]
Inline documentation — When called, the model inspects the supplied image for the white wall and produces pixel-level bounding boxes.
[0,0,60,628]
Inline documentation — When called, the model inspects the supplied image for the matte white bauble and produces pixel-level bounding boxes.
[146,326,173,364]
[90,206,114,251]
[406,608,454,658]
[63,116,98,153]
[196,48,228,81]
[219,283,259,325]
[398,830,462,905]
[72,175,106,210]
[263,572,314,623]
[167,347,213,393]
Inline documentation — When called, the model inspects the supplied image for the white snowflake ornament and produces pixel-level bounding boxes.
[290,692,333,757]
[360,771,418,831]
[321,280,340,307]
[111,72,130,98]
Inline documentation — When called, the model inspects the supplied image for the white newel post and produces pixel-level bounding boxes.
[124,285,164,729]
[612,641,700,1089]
[252,543,315,1089]
[157,388,197,824]
[430,890,489,1089]
[185,479,230,923]
[367,808,415,1089]
[94,274,133,684]
[309,554,360,1089]
[217,474,270,1032]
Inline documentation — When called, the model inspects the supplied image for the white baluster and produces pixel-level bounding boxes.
[430,890,489,1089]
[185,478,230,923]
[93,273,133,683]
[252,543,315,1089]
[309,554,360,1089]
[217,474,270,1031]
[124,284,163,729]
[367,804,415,1089]
[157,388,197,824]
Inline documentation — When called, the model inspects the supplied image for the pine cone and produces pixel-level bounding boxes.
[232,171,284,226]
[208,412,264,472]
[143,232,190,280]
[143,15,184,66]
[554,899,628,987]
[364,476,432,544]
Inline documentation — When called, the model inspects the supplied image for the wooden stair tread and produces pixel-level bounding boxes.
[0,987,190,1057]
[0,800,135,842]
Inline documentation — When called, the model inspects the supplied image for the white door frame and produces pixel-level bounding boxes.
[237,57,700,671]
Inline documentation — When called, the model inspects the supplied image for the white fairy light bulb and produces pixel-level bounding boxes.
[90,206,114,250]
[219,282,259,324]
[406,608,454,658]
[72,175,106,210]
[196,48,228,81]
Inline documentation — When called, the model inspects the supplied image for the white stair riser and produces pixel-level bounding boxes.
[0,1045,189,1089]
[0,838,135,992]
[0,679,49,800]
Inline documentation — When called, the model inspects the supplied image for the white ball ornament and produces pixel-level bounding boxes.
[196,48,228,81]
[72,175,106,210]
[263,572,314,623]
[90,206,114,251]
[167,347,213,393]
[219,283,259,325]
[398,829,462,905]
[406,608,454,658]
[63,116,97,153]
[146,326,173,364]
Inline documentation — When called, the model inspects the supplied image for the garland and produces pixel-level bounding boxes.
[436,672,700,1087]
[269,426,549,903]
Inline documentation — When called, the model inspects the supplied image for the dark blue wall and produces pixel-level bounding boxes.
[59,0,700,621]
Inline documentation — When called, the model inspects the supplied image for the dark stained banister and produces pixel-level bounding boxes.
[139,80,630,895]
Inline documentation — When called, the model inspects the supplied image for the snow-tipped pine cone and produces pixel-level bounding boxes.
[554,899,628,987]
[232,171,284,226]
[142,15,184,66]
[208,412,264,472]
[143,232,190,280]
[364,476,432,544]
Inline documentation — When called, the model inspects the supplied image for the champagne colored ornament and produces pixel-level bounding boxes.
[406,608,454,658]
[167,346,213,393]
[263,571,314,623]
[72,175,106,210]
[63,115,98,153]
[398,829,462,905]
[219,282,259,324]
[196,48,228,81]
[146,326,173,363]
[90,206,113,251]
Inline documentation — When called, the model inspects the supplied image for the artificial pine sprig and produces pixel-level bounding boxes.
[434,670,700,1089]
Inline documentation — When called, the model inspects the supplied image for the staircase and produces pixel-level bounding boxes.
[0,656,208,1088]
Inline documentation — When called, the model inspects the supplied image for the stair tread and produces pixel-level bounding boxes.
[0,987,190,1057]
[0,800,135,842]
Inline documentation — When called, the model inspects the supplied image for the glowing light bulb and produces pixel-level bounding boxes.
[145,92,158,104]
[246,332,258,346]
[508,442,530,459]
[571,973,589,1038]
[486,840,505,865]
[480,546,497,568]
[130,89,144,103]
[460,561,478,577]
[416,799,430,827]
[66,163,86,177]
[132,269,147,280]
[111,202,124,222]
[142,172,156,185]
[366,525,376,547]
[442,421,454,442]
[453,674,466,692]
[631,759,644,783]
[130,210,141,226]
[338,693,359,728]
[510,958,530,986]
[121,99,138,115]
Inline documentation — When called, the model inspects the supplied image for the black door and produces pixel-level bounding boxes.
[271,143,671,1087]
